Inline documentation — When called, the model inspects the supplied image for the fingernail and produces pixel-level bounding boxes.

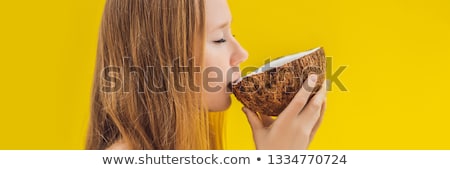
[309,74,318,83]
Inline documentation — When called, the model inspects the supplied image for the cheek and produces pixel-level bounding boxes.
[202,57,228,94]
[203,45,233,111]
[204,44,230,69]
[203,67,232,112]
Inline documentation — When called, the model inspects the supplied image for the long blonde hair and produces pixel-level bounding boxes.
[86,0,223,150]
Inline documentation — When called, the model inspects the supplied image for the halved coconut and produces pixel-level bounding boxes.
[232,47,326,116]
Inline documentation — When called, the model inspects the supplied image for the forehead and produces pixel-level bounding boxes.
[205,0,232,31]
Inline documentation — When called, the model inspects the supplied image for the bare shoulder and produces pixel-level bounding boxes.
[106,139,131,150]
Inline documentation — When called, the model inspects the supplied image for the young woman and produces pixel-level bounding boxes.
[86,0,327,150]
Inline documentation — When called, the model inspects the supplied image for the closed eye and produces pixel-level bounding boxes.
[214,38,227,43]
[213,35,235,44]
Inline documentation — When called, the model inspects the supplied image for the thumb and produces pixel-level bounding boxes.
[242,107,263,132]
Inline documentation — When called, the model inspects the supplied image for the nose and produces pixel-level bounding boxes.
[230,40,249,66]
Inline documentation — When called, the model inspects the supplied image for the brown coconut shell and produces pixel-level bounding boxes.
[232,47,326,116]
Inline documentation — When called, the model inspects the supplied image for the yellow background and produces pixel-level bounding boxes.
[0,0,449,149]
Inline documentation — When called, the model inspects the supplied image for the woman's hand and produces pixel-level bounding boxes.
[243,75,327,150]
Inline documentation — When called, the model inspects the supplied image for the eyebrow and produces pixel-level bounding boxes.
[214,18,232,30]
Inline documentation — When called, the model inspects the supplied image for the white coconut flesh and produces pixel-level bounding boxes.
[233,47,321,84]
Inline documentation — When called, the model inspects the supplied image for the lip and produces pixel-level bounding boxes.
[227,77,242,93]
[227,82,232,92]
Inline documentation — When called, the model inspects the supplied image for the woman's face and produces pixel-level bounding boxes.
[204,0,248,112]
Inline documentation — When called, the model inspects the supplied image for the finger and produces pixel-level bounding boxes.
[297,81,327,134]
[260,114,275,128]
[309,100,326,143]
[278,74,318,121]
[309,82,328,142]
[242,107,263,132]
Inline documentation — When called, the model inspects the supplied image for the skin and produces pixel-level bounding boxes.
[206,0,327,150]
[204,0,248,111]
[109,0,327,150]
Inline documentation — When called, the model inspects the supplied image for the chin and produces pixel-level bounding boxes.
[207,95,232,112]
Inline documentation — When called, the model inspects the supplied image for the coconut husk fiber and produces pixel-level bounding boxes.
[232,47,326,116]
